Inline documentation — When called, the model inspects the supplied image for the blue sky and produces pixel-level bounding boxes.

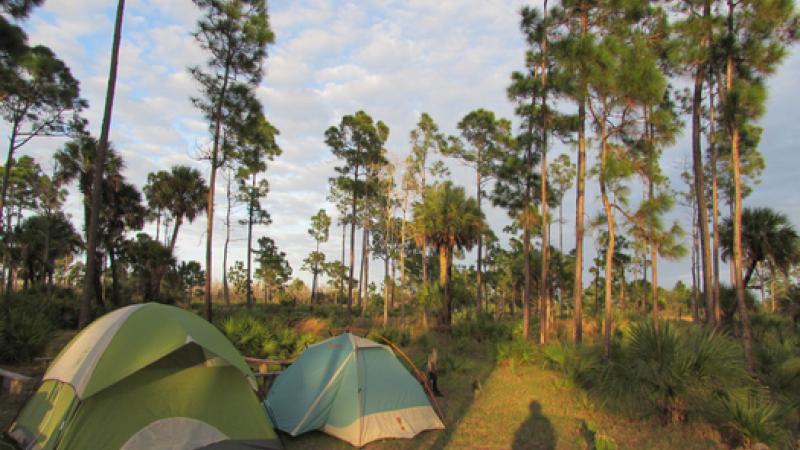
[6,0,799,290]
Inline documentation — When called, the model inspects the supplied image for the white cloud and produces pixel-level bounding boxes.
[4,0,797,291]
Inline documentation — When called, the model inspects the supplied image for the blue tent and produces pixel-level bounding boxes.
[265,333,444,446]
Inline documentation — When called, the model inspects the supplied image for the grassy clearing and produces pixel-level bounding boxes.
[1,316,728,450]
[447,362,724,450]
[282,331,725,450]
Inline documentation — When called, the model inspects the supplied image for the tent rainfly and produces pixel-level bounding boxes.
[265,333,444,447]
[7,303,281,450]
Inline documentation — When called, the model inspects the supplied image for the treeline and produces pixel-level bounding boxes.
[1,0,799,361]
[0,1,293,321]
[302,0,800,369]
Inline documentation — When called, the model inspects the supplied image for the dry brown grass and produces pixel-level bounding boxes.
[294,317,330,335]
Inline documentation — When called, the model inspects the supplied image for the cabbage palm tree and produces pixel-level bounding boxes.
[54,135,124,239]
[152,166,207,254]
[721,207,799,289]
[143,170,170,243]
[413,182,484,326]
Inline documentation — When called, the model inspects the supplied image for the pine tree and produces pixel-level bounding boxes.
[254,236,291,303]
[448,108,509,316]
[405,113,448,290]
[326,111,389,311]
[551,0,600,345]
[190,0,274,321]
[235,108,280,307]
[550,153,575,312]
[306,208,331,304]
[721,0,798,371]
[585,6,666,357]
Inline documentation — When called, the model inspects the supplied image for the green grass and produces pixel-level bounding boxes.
[446,363,724,450]
[1,313,729,450]
[282,331,724,449]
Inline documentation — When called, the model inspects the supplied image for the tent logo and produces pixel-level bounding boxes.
[396,416,406,431]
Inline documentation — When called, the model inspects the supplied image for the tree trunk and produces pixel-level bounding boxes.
[166,215,182,255]
[81,0,125,328]
[347,167,359,311]
[743,259,758,289]
[729,199,736,286]
[573,7,587,345]
[155,208,161,242]
[390,255,396,310]
[422,240,428,286]
[439,245,453,327]
[340,221,345,304]
[223,173,232,305]
[109,248,120,305]
[539,0,550,344]
[400,189,407,301]
[204,52,235,321]
[476,149,483,316]
[0,122,19,234]
[43,224,53,299]
[558,196,564,321]
[727,0,754,373]
[383,256,389,327]
[599,117,614,359]
[522,149,533,339]
[246,172,255,307]
[691,0,715,327]
[691,207,701,321]
[651,233,659,325]
[311,240,319,304]
[710,80,722,323]
[769,265,777,313]
[521,80,538,341]
[648,115,659,327]
[361,225,370,312]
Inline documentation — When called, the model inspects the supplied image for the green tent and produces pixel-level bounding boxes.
[265,333,444,447]
[7,303,281,450]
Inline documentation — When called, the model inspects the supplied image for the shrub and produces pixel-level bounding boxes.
[542,341,602,388]
[595,321,750,423]
[0,297,55,362]
[414,333,432,352]
[496,338,536,367]
[719,285,756,325]
[367,326,411,347]
[218,311,322,360]
[45,289,82,329]
[452,315,512,343]
[2,287,83,329]
[438,353,469,375]
[582,420,617,450]
[220,313,271,358]
[717,394,788,449]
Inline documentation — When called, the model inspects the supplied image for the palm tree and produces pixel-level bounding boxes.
[146,166,207,254]
[143,170,170,243]
[54,136,124,238]
[413,182,484,326]
[101,180,146,305]
[721,207,799,289]
[55,136,125,307]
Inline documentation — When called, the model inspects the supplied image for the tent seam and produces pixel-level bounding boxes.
[290,351,354,436]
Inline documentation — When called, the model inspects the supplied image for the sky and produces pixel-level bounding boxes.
[5,0,799,290]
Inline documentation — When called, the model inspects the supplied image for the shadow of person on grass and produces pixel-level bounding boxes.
[511,400,556,450]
